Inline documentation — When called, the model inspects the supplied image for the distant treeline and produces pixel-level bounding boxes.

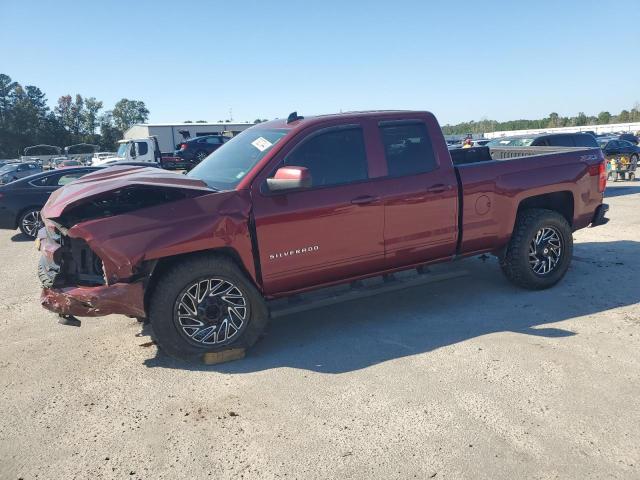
[0,73,149,158]
[441,106,640,135]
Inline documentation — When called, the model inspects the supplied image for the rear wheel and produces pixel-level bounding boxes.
[19,208,43,239]
[195,150,208,162]
[148,255,269,361]
[500,209,573,290]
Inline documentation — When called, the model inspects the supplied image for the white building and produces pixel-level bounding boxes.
[124,122,255,153]
[484,122,640,139]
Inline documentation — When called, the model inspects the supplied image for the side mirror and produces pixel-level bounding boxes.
[266,166,312,192]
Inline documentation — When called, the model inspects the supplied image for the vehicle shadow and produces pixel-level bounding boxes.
[143,240,640,374]
[605,184,640,198]
[11,232,33,242]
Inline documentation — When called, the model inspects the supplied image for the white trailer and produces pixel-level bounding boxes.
[124,122,254,154]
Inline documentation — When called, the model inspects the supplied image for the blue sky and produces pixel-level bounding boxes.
[2,0,639,125]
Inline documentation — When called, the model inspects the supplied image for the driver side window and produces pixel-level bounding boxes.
[283,127,368,188]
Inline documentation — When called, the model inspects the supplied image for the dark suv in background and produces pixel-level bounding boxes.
[618,133,638,145]
[175,135,229,168]
[488,132,598,148]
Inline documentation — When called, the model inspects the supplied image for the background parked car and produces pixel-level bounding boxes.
[618,133,638,145]
[598,137,640,158]
[91,152,116,165]
[0,166,100,238]
[175,134,229,168]
[0,160,19,168]
[597,137,640,181]
[0,162,42,184]
[56,160,83,169]
[487,132,598,148]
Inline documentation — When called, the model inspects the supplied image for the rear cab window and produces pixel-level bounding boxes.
[378,121,437,176]
[544,136,575,147]
[575,134,598,148]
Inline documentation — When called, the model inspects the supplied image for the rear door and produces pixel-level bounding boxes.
[252,123,385,294]
[374,120,459,267]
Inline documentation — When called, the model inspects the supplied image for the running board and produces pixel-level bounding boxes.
[269,268,469,318]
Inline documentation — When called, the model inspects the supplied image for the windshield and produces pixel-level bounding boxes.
[597,138,612,148]
[116,143,129,157]
[0,165,17,174]
[487,137,535,147]
[188,128,288,190]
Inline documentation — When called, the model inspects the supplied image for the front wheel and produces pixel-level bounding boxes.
[148,254,269,361]
[19,208,43,238]
[500,209,573,290]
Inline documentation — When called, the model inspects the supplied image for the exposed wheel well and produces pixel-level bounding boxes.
[517,191,574,226]
[142,248,256,317]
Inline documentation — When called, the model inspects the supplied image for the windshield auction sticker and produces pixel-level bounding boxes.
[251,137,273,152]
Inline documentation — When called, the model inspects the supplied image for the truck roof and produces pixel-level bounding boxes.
[261,110,430,130]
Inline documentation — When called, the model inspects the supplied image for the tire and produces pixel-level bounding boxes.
[148,254,269,361]
[195,150,208,162]
[499,209,573,290]
[18,208,43,239]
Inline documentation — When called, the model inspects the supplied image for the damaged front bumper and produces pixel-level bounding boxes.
[37,227,146,318]
[40,283,145,317]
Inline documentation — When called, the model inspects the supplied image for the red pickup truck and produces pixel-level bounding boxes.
[37,111,609,360]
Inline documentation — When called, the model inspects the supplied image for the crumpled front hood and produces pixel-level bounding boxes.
[42,165,212,219]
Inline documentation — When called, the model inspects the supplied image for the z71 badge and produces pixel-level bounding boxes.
[269,245,319,260]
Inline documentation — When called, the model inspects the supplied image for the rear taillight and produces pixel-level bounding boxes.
[588,160,607,193]
[598,161,607,193]
[179,143,187,150]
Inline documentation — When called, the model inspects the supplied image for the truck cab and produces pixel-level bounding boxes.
[38,110,608,361]
[93,137,161,166]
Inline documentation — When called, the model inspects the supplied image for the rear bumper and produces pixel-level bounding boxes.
[590,203,609,227]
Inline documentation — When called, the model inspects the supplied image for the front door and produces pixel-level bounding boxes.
[252,124,385,295]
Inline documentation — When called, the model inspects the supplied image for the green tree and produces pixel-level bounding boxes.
[82,97,103,136]
[618,110,630,123]
[112,98,149,131]
[70,94,84,135]
[547,112,560,128]
[98,111,123,151]
[597,111,611,124]
[630,103,640,122]
[55,95,74,132]
[0,74,17,125]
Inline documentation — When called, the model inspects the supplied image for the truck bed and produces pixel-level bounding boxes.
[453,145,604,255]
[450,145,597,165]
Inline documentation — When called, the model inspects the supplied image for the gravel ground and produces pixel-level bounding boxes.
[1,183,639,479]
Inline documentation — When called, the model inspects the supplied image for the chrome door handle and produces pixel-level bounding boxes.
[426,184,451,194]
